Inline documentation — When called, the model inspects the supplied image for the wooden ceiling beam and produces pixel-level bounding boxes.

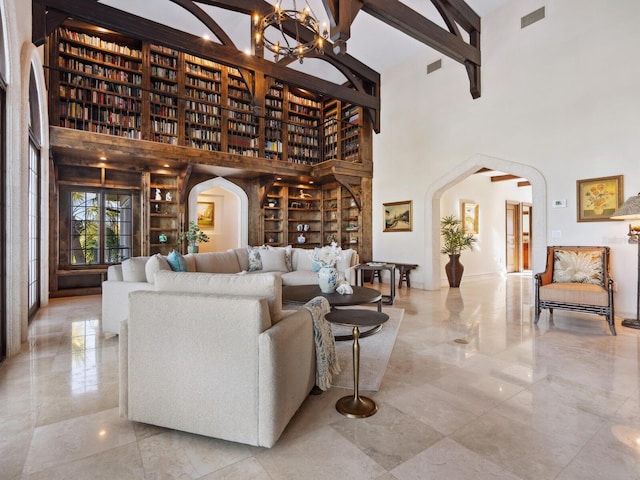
[362,0,481,98]
[491,174,520,182]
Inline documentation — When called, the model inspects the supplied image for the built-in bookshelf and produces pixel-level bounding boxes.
[264,81,284,160]
[262,182,363,250]
[287,91,320,165]
[341,185,361,248]
[341,103,361,162]
[263,184,284,246]
[226,67,259,157]
[184,53,223,151]
[148,44,180,144]
[322,184,340,245]
[55,26,143,138]
[50,22,366,163]
[322,100,339,162]
[287,185,321,247]
[149,173,179,255]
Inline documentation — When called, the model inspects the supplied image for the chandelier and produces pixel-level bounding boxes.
[254,1,329,63]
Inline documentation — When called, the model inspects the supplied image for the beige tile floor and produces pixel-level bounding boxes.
[2,273,640,479]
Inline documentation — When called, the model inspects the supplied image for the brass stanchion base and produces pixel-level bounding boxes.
[336,395,378,418]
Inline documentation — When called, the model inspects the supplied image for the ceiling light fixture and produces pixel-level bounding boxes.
[254,1,328,63]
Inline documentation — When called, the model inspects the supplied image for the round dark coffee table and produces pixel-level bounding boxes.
[282,284,382,310]
[282,284,384,340]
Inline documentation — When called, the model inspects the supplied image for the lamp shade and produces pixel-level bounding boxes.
[610,193,640,220]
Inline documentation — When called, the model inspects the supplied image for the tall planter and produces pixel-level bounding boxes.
[445,254,464,287]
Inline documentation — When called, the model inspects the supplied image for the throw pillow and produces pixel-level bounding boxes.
[552,249,604,285]
[166,250,187,272]
[268,245,293,271]
[336,248,355,272]
[121,257,148,282]
[260,247,289,272]
[247,246,263,272]
[145,253,171,283]
[294,247,315,271]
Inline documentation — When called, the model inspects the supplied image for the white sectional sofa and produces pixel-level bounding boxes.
[119,271,317,448]
[102,246,358,335]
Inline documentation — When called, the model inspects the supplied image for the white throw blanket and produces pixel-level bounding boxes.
[303,296,341,390]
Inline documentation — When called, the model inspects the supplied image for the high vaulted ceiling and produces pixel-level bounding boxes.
[34,0,512,133]
[94,0,510,95]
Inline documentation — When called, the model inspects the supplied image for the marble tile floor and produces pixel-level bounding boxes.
[2,274,640,479]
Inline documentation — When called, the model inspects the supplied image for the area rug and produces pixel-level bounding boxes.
[330,307,404,392]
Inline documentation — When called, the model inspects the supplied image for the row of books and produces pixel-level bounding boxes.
[59,28,142,58]
[59,43,141,71]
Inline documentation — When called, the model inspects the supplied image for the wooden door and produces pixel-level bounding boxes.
[505,201,521,273]
[522,204,532,270]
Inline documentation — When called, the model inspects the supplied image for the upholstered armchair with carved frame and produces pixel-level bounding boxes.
[534,246,615,335]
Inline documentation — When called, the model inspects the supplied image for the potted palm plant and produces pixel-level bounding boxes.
[440,214,477,287]
[180,221,210,253]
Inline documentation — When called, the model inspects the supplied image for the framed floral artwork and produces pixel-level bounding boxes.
[576,175,624,222]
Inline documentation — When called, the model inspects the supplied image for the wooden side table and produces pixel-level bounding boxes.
[354,263,395,305]
[326,309,389,418]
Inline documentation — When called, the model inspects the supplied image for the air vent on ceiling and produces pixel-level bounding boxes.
[521,6,545,28]
[427,59,442,74]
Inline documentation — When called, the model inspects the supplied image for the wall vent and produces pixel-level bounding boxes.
[521,6,545,28]
[427,59,442,74]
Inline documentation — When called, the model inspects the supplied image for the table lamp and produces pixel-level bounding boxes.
[610,193,640,329]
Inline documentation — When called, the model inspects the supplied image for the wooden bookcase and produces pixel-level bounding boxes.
[262,181,361,250]
[147,44,180,144]
[225,67,259,157]
[148,173,180,255]
[49,22,367,164]
[183,54,223,150]
[341,185,361,248]
[55,26,144,138]
[286,90,321,165]
[286,184,321,247]
[322,184,340,244]
[263,184,285,246]
[264,81,284,160]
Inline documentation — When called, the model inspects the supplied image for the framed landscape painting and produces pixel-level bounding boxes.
[461,202,479,234]
[576,175,623,222]
[197,202,215,228]
[383,200,412,232]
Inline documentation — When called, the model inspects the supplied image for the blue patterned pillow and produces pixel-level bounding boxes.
[166,250,187,272]
[247,246,263,272]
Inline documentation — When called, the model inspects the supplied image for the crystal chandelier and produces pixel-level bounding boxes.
[254,1,328,63]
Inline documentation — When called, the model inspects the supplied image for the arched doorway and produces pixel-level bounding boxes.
[188,178,248,250]
[424,154,547,290]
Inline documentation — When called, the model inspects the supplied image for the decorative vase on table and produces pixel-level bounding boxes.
[318,265,338,293]
[188,245,199,254]
[445,254,464,287]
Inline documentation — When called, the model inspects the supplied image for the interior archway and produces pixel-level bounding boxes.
[188,177,248,249]
[423,154,547,290]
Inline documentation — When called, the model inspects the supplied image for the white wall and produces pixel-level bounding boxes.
[196,187,239,252]
[373,0,640,316]
[440,175,532,281]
